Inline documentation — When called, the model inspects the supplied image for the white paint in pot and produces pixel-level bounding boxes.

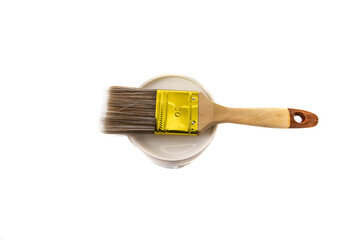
[128,74,217,168]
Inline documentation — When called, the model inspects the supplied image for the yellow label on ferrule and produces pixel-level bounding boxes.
[155,90,198,135]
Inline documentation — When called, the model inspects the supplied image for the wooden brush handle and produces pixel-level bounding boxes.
[214,106,318,128]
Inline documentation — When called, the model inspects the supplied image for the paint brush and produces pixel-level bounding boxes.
[104,87,318,135]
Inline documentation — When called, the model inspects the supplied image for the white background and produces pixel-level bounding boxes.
[0,0,359,239]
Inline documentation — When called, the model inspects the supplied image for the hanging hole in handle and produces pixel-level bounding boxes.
[294,112,306,124]
[288,108,318,128]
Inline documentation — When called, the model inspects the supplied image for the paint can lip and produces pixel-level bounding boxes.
[128,74,217,168]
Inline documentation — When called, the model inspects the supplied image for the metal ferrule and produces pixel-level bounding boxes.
[155,90,198,135]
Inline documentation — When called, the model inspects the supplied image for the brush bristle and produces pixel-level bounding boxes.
[103,87,157,134]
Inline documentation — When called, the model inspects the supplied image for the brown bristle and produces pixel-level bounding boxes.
[103,87,157,134]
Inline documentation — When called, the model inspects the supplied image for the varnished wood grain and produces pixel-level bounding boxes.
[288,108,318,128]
[198,92,318,132]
